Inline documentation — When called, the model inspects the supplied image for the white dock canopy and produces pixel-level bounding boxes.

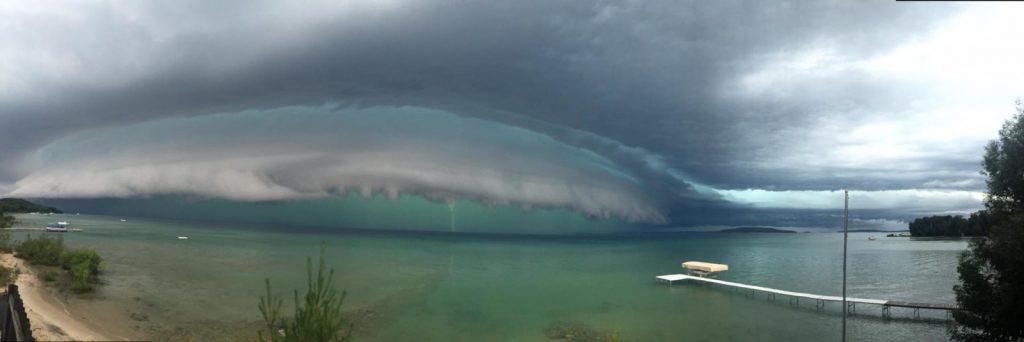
[682,261,728,276]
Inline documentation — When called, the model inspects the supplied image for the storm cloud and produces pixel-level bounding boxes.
[3,0,1020,228]
[10,106,686,223]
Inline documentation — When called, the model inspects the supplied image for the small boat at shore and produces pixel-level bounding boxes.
[45,222,69,232]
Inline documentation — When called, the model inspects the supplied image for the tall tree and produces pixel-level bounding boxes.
[951,102,1024,341]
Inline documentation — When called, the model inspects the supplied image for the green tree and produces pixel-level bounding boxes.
[951,102,1024,341]
[259,242,351,342]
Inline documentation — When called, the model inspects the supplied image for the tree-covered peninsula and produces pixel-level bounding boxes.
[908,212,995,237]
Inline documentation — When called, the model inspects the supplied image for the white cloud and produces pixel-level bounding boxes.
[717,188,983,212]
[724,3,1024,192]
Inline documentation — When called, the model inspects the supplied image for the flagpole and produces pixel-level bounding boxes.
[842,189,849,342]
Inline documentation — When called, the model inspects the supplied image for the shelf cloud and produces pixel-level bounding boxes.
[9,107,703,223]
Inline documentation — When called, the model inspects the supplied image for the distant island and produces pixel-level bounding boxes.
[718,227,796,233]
[0,198,62,214]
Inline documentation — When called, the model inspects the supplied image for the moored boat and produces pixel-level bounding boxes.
[45,222,69,232]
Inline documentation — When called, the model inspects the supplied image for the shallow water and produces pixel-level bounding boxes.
[13,214,966,341]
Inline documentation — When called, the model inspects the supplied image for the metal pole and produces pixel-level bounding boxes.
[842,189,849,342]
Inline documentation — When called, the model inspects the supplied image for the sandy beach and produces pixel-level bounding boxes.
[0,253,112,341]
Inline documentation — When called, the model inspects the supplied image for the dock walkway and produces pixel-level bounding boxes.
[657,274,956,318]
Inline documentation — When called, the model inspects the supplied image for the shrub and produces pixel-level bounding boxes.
[259,242,351,342]
[61,248,104,293]
[13,236,105,293]
[0,212,13,229]
[0,228,12,253]
[39,270,58,283]
[15,234,64,266]
[0,265,15,286]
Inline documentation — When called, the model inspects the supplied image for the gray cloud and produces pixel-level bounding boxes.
[10,106,716,223]
[0,0,1008,228]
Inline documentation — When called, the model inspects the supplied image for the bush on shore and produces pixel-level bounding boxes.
[12,234,104,293]
[0,228,13,253]
[15,234,64,266]
[0,265,16,287]
[61,248,104,293]
[0,212,13,229]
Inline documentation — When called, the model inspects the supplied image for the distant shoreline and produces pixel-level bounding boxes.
[834,229,911,233]
[718,227,796,234]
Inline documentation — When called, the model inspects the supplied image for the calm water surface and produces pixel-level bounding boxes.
[13,214,965,341]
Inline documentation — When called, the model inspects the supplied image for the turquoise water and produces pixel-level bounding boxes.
[12,214,964,341]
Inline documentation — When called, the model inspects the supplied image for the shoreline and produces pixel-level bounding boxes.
[0,253,113,341]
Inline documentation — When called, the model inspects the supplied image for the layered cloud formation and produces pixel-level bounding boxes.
[2,1,1021,229]
[9,107,695,223]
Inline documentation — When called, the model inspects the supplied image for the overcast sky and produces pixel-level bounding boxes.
[2,1,1022,229]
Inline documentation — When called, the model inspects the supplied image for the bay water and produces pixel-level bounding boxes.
[12,214,964,341]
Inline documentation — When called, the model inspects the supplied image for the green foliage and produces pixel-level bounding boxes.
[15,234,64,266]
[13,236,104,293]
[951,102,1024,341]
[952,216,1024,340]
[982,101,1024,216]
[0,212,13,228]
[0,264,16,287]
[39,270,58,283]
[0,227,13,252]
[61,248,104,293]
[0,198,61,214]
[909,213,991,237]
[259,242,351,342]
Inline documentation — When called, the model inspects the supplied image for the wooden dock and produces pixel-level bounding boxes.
[657,274,956,318]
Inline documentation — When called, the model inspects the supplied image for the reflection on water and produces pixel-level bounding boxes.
[13,214,965,341]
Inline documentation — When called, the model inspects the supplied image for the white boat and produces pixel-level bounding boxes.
[120,219,127,222]
[177,236,189,240]
[868,236,877,241]
[45,222,68,232]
